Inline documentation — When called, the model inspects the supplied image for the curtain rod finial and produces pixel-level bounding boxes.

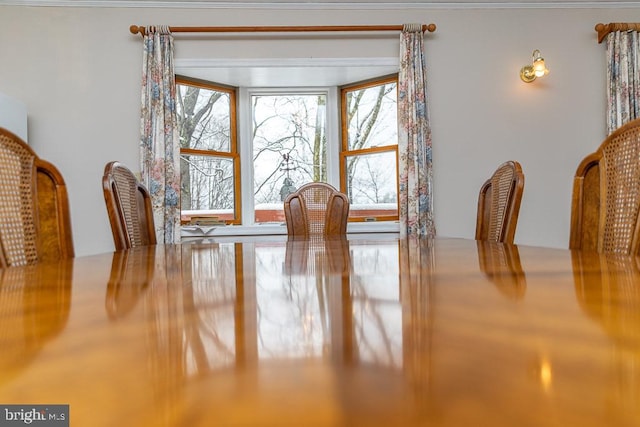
[130,25,145,36]
[425,23,436,33]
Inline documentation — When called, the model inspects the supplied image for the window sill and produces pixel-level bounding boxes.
[181,221,400,239]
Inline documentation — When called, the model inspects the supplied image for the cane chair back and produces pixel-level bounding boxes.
[0,127,74,267]
[570,118,640,254]
[284,182,349,237]
[475,161,525,244]
[102,161,156,251]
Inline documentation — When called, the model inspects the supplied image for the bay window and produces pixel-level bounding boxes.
[176,75,399,229]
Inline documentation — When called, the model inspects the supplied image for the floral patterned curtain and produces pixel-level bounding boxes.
[606,30,640,134]
[139,26,181,244]
[398,24,436,238]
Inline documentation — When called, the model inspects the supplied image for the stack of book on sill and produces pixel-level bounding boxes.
[189,216,226,226]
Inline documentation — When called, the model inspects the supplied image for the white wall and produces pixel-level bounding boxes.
[0,92,28,141]
[1,4,638,256]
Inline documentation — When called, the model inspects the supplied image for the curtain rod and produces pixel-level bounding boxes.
[595,22,640,43]
[129,24,436,37]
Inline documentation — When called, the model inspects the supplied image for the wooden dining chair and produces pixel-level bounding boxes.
[475,160,525,244]
[102,161,157,251]
[570,118,640,254]
[0,127,75,267]
[283,182,350,237]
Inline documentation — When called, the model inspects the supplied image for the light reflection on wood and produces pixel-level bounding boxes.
[1,238,640,426]
[573,250,640,416]
[0,261,71,384]
[476,240,527,300]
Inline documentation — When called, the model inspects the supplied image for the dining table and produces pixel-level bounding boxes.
[0,236,638,426]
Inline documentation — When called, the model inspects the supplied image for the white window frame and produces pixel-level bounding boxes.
[238,86,341,227]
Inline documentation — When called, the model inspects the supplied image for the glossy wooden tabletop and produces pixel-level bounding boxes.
[0,237,639,426]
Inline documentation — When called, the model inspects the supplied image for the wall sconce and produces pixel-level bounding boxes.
[520,49,549,83]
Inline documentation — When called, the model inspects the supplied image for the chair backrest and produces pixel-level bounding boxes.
[0,127,74,267]
[284,182,349,237]
[102,161,157,251]
[475,160,525,244]
[570,118,640,254]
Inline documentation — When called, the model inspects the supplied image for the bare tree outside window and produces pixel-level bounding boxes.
[342,79,399,220]
[252,93,327,223]
[176,78,238,223]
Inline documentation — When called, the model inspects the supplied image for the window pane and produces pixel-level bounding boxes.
[252,94,327,223]
[176,84,231,152]
[345,83,397,151]
[181,155,235,222]
[345,151,398,219]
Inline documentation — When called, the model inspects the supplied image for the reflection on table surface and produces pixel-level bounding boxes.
[0,237,639,426]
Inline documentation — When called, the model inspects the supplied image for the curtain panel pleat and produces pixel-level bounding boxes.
[398,24,436,238]
[139,26,181,244]
[606,30,640,134]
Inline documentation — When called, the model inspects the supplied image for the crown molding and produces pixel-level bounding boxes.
[2,0,640,9]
